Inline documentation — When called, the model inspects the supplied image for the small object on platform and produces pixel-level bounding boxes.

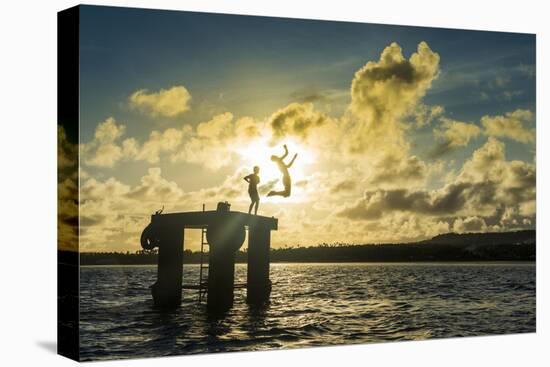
[217,201,231,212]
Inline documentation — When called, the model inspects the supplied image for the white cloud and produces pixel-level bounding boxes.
[129,85,192,118]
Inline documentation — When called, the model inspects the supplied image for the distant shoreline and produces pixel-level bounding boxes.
[79,260,535,267]
[63,230,535,266]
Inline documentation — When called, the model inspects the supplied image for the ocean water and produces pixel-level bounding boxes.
[79,263,535,361]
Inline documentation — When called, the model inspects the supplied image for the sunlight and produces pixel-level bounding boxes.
[236,137,316,199]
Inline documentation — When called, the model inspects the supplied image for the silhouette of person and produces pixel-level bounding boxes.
[267,144,297,198]
[244,166,260,215]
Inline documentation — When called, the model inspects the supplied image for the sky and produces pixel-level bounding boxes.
[58,5,536,252]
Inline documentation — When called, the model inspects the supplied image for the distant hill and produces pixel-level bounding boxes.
[421,230,535,246]
[76,230,536,265]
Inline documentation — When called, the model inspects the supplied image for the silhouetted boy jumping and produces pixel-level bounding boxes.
[244,166,261,215]
[267,144,297,198]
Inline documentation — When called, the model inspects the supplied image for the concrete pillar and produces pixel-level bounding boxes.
[151,227,184,309]
[247,222,271,305]
[206,219,246,312]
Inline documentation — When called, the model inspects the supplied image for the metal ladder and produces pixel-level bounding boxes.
[198,204,209,302]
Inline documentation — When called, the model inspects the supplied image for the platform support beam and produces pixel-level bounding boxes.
[247,222,271,305]
[152,228,184,309]
[206,220,246,312]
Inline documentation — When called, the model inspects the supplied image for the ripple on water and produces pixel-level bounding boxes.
[79,263,535,361]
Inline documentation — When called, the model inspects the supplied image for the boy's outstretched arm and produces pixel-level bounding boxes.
[280,144,289,160]
[287,153,298,168]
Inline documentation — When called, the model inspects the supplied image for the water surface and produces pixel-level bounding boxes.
[80,263,535,361]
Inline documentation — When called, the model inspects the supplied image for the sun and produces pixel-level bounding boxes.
[236,138,315,187]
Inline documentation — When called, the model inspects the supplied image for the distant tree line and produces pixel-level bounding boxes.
[76,230,535,265]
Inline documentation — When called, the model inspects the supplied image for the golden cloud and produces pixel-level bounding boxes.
[129,85,191,118]
[269,102,328,141]
[481,109,535,144]
[431,118,481,156]
[347,41,440,154]
[338,138,535,233]
[82,117,127,167]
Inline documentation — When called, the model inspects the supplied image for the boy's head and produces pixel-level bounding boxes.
[253,166,260,174]
[270,155,277,161]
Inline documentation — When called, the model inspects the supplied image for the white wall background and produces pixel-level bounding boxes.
[0,0,548,365]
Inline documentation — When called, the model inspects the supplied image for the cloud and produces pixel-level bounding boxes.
[58,177,78,251]
[367,152,429,187]
[58,125,77,169]
[347,41,440,154]
[330,179,357,194]
[197,168,254,200]
[488,75,510,89]
[453,216,487,233]
[412,104,445,128]
[432,118,481,156]
[58,125,79,251]
[82,117,128,167]
[170,113,269,170]
[77,40,535,249]
[289,87,329,104]
[78,166,274,251]
[502,90,524,101]
[94,116,125,142]
[135,126,191,163]
[171,112,239,169]
[337,181,494,220]
[126,167,184,202]
[81,177,131,200]
[517,64,535,78]
[457,138,536,207]
[336,42,440,192]
[481,109,535,144]
[82,111,266,170]
[269,102,329,141]
[79,168,187,251]
[82,117,194,167]
[338,138,535,233]
[129,85,192,118]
